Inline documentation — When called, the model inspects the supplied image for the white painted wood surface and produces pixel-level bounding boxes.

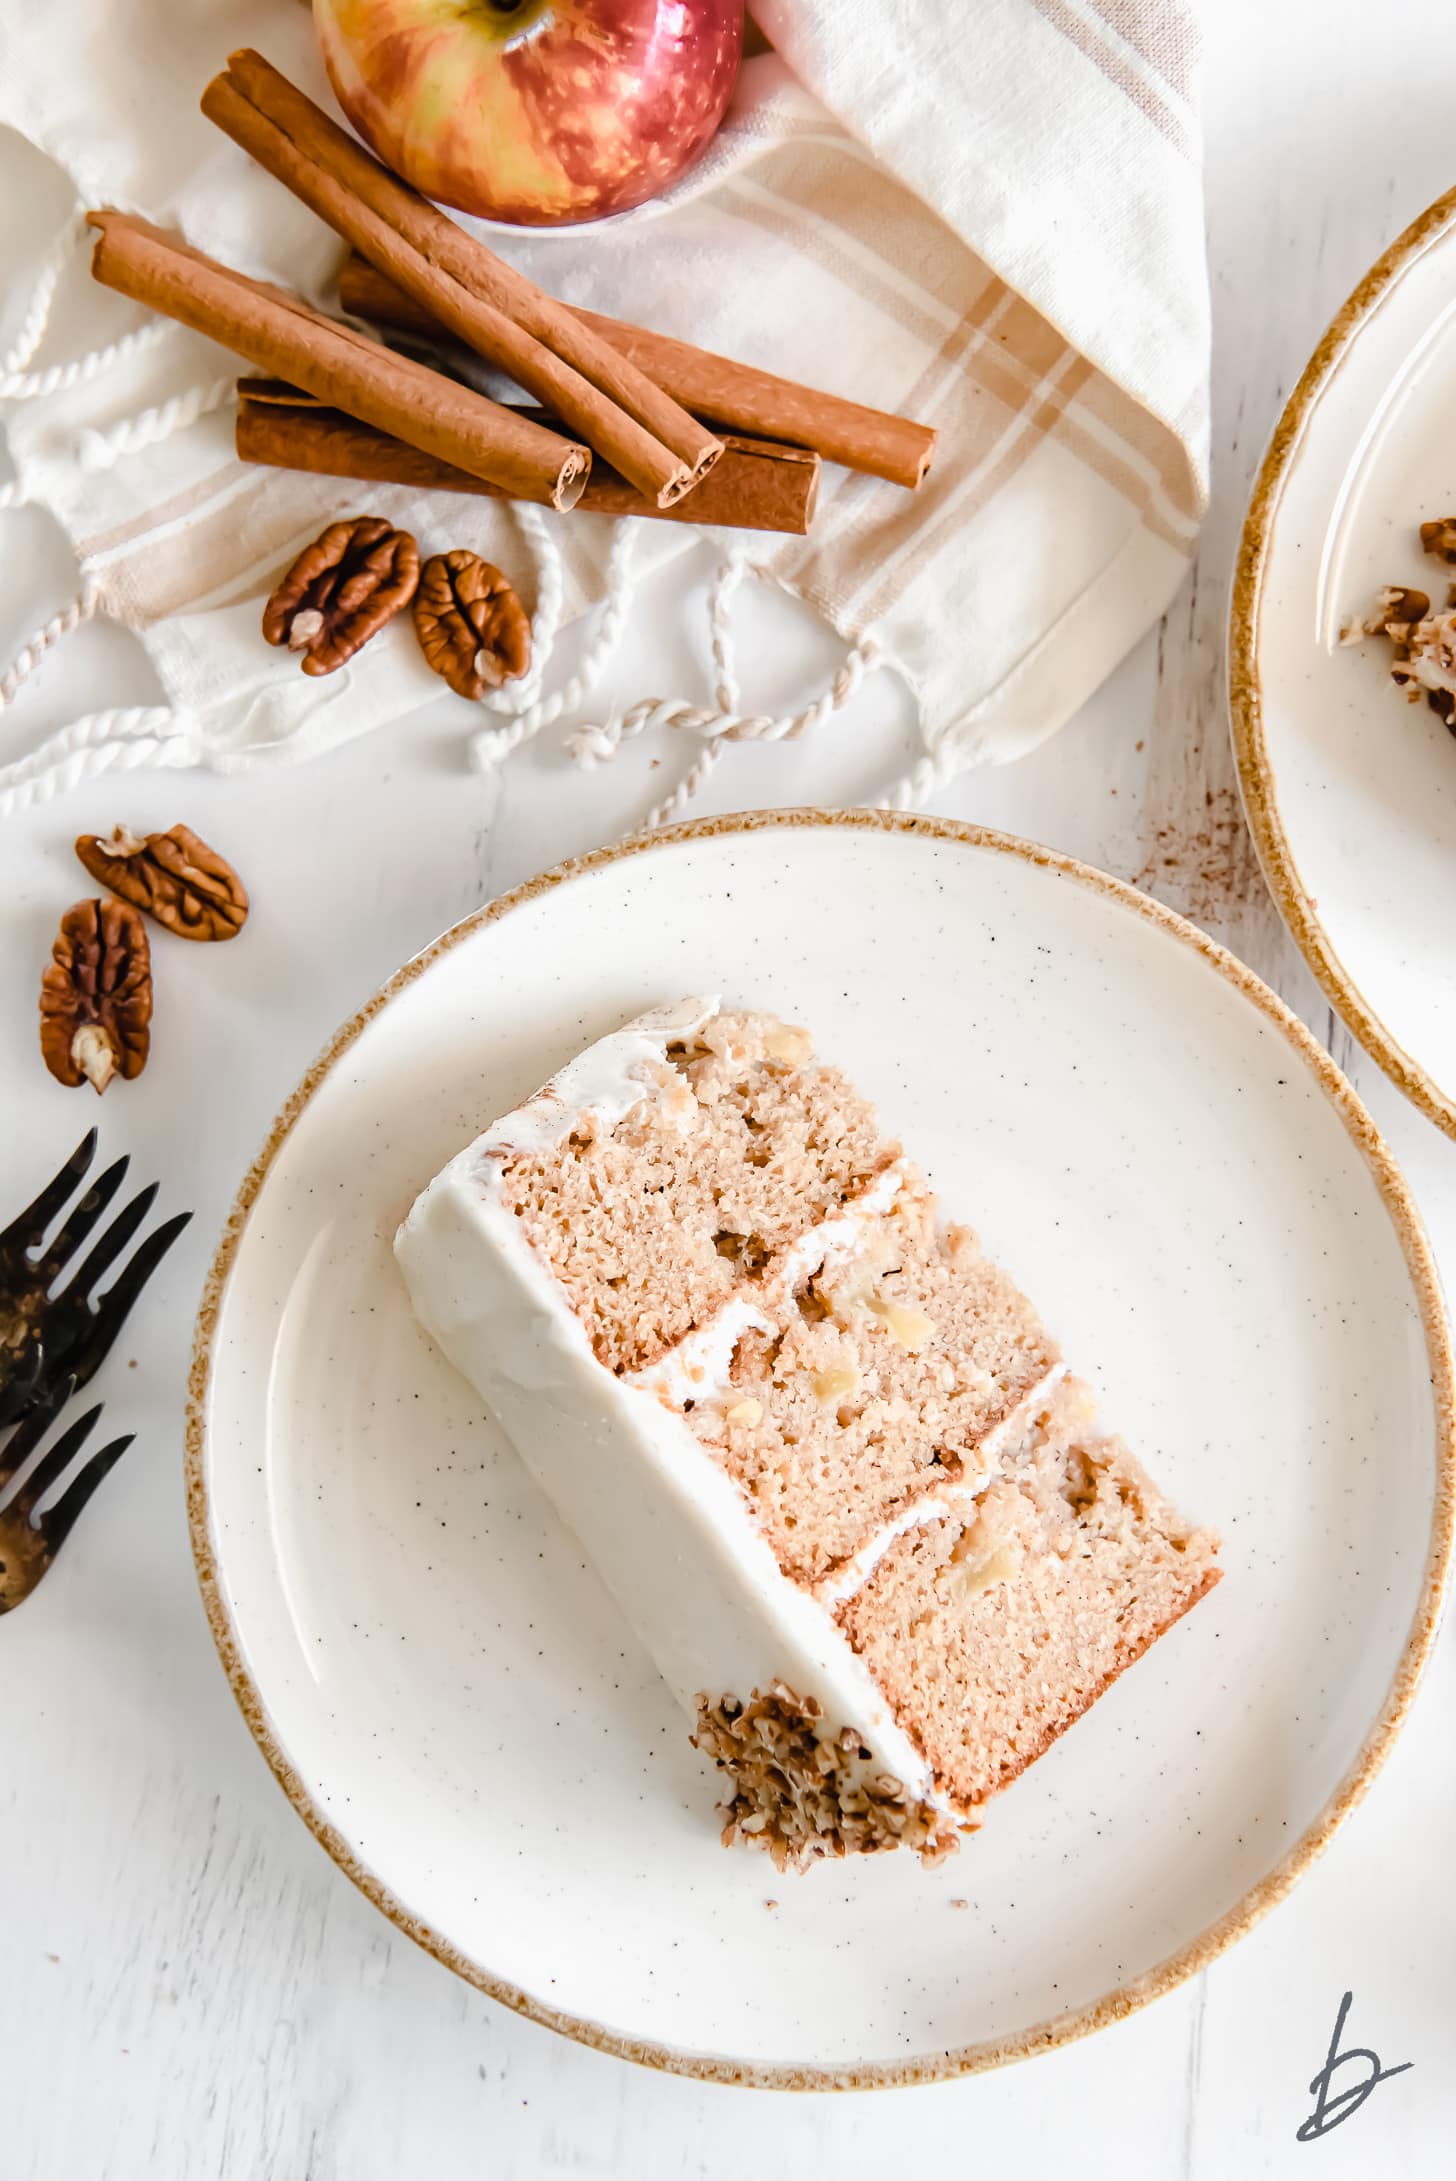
[2,4,1453,2171]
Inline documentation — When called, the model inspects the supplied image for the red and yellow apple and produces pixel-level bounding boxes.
[313,0,744,227]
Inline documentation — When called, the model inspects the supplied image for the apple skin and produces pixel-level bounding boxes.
[313,0,744,227]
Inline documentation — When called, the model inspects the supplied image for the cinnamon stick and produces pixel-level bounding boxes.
[338,254,938,491]
[209,50,723,508]
[235,379,821,535]
[86,212,589,510]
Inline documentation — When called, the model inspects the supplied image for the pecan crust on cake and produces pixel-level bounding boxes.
[692,1682,961,1873]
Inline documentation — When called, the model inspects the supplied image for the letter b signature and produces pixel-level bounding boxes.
[1297,1990,1412,2142]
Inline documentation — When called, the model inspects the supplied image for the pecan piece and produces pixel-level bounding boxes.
[263,516,419,675]
[1340,584,1431,648]
[413,551,532,700]
[39,899,152,1095]
[1420,518,1456,565]
[75,822,249,942]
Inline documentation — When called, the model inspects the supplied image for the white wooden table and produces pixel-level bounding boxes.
[3,6,1454,2173]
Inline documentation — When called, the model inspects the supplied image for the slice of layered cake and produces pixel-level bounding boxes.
[396,999,1219,1870]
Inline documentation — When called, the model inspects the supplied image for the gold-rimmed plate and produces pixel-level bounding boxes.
[1232,183,1456,1138]
[188,811,1452,2086]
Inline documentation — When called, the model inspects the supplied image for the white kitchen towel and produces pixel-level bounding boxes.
[0,0,1208,821]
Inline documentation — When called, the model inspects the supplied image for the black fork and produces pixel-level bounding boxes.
[0,1132,191,1427]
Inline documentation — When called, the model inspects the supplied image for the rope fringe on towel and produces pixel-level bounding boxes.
[636,549,745,829]
[469,512,634,770]
[569,639,882,765]
[0,204,177,403]
[474,500,567,728]
[0,367,232,510]
[2,209,89,376]
[0,360,234,745]
[0,318,172,404]
[464,518,943,827]
[77,374,234,470]
[0,706,199,817]
[879,749,951,811]
[0,582,101,711]
[565,544,910,831]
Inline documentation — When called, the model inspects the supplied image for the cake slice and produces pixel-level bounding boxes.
[396,998,1220,1869]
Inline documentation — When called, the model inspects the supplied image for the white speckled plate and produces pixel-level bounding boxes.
[188,811,1453,2088]
[1232,183,1456,1139]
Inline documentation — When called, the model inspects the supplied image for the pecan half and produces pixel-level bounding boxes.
[75,823,249,942]
[413,551,531,701]
[39,899,152,1095]
[263,516,419,675]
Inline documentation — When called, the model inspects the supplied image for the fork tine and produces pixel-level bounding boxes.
[0,1374,75,1487]
[0,1341,47,1432]
[56,1211,193,1394]
[0,1131,98,1258]
[34,1156,131,1287]
[12,1403,103,1519]
[37,1430,134,1554]
[60,1180,160,1305]
[100,1209,192,1310]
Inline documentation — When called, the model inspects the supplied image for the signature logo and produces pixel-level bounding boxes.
[1296,1990,1412,2142]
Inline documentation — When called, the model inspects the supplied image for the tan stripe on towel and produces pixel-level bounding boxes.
[949,339,1194,552]
[732,156,1194,600]
[78,465,412,624]
[1027,0,1194,156]
[1072,371,1203,530]
[952,302,1201,534]
[1087,0,1199,105]
[834,351,1096,628]
[721,156,1006,360]
[726,146,1194,534]
[78,462,255,567]
[726,175,1194,624]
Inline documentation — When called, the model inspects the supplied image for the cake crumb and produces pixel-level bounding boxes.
[1133,785,1257,925]
[949,1898,968,1910]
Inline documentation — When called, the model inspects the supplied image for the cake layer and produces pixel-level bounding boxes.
[499,1008,898,1375]
[836,1384,1221,1810]
[689,1180,1059,1582]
